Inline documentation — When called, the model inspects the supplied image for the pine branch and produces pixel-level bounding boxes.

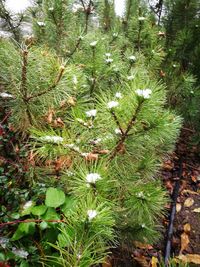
[148,0,163,25]
[123,0,132,33]
[110,110,124,135]
[80,0,86,11]
[90,47,96,97]
[20,48,33,125]
[109,100,144,160]
[103,0,111,31]
[80,0,93,33]
[27,66,65,101]
[0,0,22,41]
[21,49,28,98]
[66,37,82,58]
[137,7,143,51]
[126,0,132,23]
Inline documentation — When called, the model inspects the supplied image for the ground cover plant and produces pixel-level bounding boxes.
[0,0,190,266]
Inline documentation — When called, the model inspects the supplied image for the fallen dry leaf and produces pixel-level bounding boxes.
[191,175,197,183]
[54,117,65,127]
[157,31,166,37]
[176,203,182,213]
[102,257,112,267]
[134,256,149,267]
[180,232,190,253]
[163,160,174,171]
[117,143,126,154]
[183,223,191,233]
[151,256,158,267]
[54,156,72,171]
[193,207,200,213]
[177,254,200,264]
[84,153,99,161]
[184,197,194,207]
[160,70,166,77]
[98,149,110,155]
[134,241,153,250]
[182,189,199,195]
[46,108,55,123]
[60,99,67,107]
[28,150,37,166]
[78,64,86,69]
[67,96,76,106]
[15,144,20,153]
[165,181,173,191]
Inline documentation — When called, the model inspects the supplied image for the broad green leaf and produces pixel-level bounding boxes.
[10,212,20,219]
[21,201,35,216]
[11,228,25,241]
[42,208,60,221]
[44,228,59,243]
[39,221,48,230]
[18,222,36,234]
[61,196,77,216]
[31,205,47,216]
[20,261,30,267]
[0,252,5,261]
[11,222,36,241]
[45,187,65,208]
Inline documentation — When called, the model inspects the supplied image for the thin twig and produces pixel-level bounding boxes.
[182,127,195,133]
[90,47,96,97]
[0,0,22,41]
[80,0,86,11]
[110,110,124,135]
[0,219,67,228]
[0,111,12,124]
[20,48,33,125]
[80,0,93,33]
[21,49,28,97]
[185,163,199,171]
[137,7,143,51]
[27,66,65,101]
[109,100,144,160]
[123,0,132,33]
[66,37,82,58]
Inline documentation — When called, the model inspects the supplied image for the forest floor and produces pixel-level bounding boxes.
[108,128,200,266]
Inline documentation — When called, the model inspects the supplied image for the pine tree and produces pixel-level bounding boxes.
[0,1,182,266]
[0,0,26,41]
[163,0,200,132]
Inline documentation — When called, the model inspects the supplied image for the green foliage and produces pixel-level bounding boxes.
[12,222,36,241]
[1,187,115,266]
[163,0,200,136]
[0,40,86,132]
[45,187,65,208]
[0,1,183,266]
